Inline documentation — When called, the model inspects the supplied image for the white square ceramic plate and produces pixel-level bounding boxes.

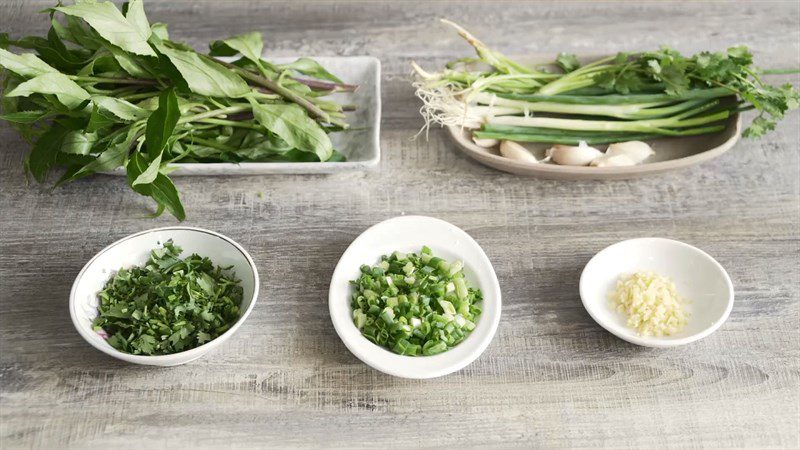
[106,56,380,175]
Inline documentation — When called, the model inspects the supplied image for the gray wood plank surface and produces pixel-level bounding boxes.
[1,1,799,448]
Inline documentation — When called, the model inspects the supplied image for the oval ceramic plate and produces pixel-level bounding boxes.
[443,54,742,180]
[329,215,501,379]
[447,114,741,180]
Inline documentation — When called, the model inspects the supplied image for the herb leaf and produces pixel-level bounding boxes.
[92,95,149,121]
[130,152,161,186]
[7,72,90,109]
[27,124,70,182]
[148,173,185,220]
[58,126,138,185]
[249,99,333,161]
[210,32,264,66]
[144,87,179,157]
[124,0,152,40]
[0,110,48,123]
[127,149,185,220]
[0,48,58,77]
[60,129,97,155]
[276,57,344,84]
[157,44,251,97]
[106,44,152,77]
[54,1,155,56]
[555,52,580,73]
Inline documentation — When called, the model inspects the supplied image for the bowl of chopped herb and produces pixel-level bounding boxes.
[329,216,501,379]
[70,227,259,366]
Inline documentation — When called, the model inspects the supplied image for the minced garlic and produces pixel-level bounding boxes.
[609,271,689,336]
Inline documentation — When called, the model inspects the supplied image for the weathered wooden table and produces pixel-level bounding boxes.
[1,1,799,448]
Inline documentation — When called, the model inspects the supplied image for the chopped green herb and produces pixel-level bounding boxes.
[350,247,482,356]
[92,240,243,355]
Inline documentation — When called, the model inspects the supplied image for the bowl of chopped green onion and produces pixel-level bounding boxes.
[329,216,501,378]
[70,227,259,366]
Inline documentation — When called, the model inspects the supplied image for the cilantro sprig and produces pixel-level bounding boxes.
[93,240,243,355]
[533,46,799,138]
[586,46,800,137]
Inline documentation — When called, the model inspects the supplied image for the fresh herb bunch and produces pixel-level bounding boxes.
[93,240,243,355]
[0,0,355,220]
[350,247,483,356]
[413,20,798,144]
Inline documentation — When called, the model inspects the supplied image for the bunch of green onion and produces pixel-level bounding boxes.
[412,20,798,145]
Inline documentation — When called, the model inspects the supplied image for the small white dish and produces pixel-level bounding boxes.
[70,227,259,366]
[580,238,734,347]
[329,215,501,378]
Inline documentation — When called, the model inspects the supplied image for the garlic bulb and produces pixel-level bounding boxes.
[499,140,539,164]
[546,141,603,166]
[473,136,499,148]
[605,141,654,164]
[590,154,637,167]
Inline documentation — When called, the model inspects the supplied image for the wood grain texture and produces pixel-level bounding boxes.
[1,0,799,448]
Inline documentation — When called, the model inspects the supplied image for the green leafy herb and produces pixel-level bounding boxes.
[144,88,180,157]
[0,110,49,123]
[6,72,90,109]
[276,57,344,84]
[555,52,580,73]
[92,240,242,355]
[0,0,355,220]
[27,123,71,182]
[350,247,483,357]
[60,129,98,155]
[91,96,149,122]
[0,48,59,77]
[53,0,155,56]
[210,32,264,68]
[156,44,252,98]
[249,99,333,162]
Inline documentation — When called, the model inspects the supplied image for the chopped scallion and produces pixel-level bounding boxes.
[350,247,483,356]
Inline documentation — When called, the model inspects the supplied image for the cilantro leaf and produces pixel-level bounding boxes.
[555,52,580,73]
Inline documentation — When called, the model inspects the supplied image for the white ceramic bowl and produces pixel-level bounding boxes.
[580,238,734,347]
[70,227,259,366]
[329,215,502,379]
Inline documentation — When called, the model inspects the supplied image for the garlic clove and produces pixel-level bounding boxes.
[546,141,603,166]
[590,154,637,167]
[472,136,499,148]
[605,141,654,164]
[499,140,539,164]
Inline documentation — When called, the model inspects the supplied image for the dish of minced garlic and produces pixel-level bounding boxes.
[609,271,689,336]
